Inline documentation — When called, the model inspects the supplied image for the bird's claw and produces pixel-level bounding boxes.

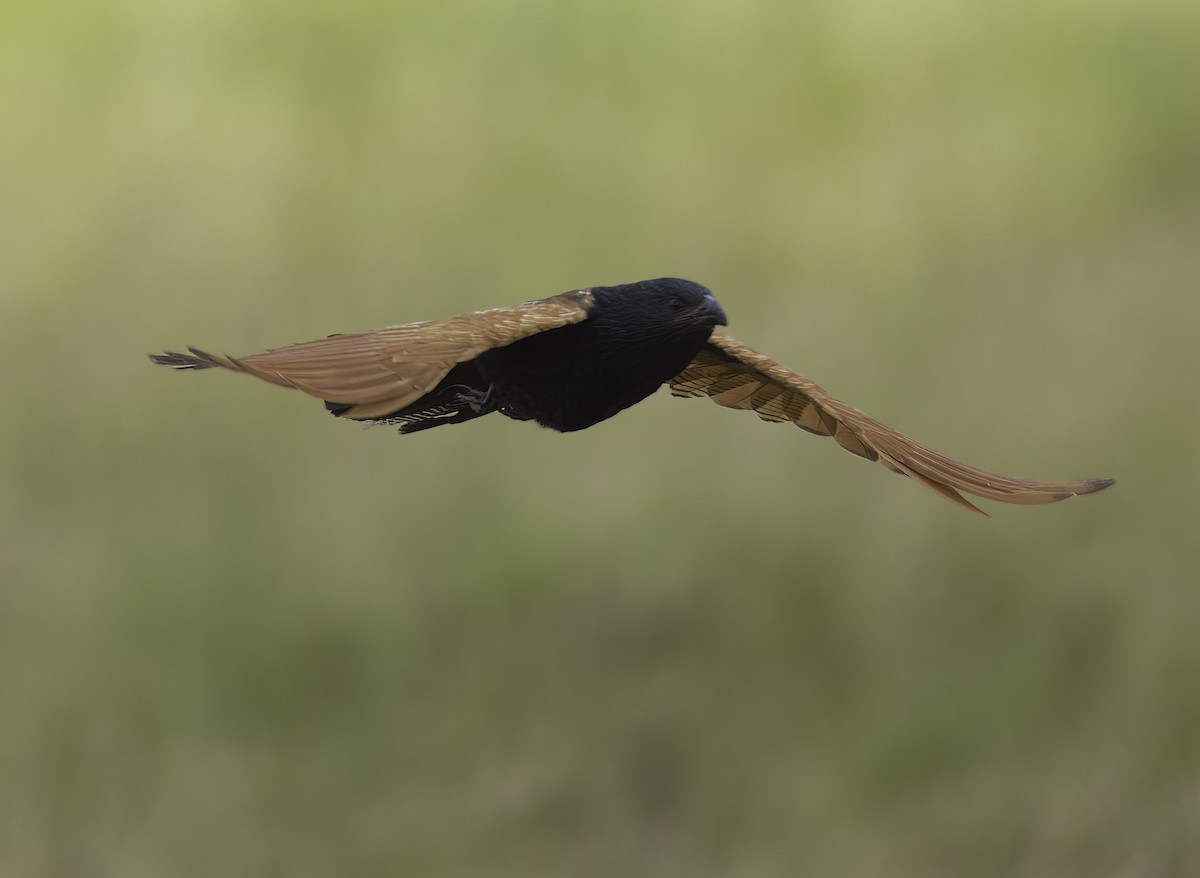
[456,385,497,415]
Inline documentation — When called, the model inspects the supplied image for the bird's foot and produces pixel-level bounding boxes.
[455,384,498,415]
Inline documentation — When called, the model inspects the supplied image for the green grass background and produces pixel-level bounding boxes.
[2,0,1197,875]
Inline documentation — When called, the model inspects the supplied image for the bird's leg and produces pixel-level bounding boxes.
[454,383,498,415]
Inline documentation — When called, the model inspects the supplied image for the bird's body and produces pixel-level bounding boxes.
[477,281,726,431]
[151,277,1113,513]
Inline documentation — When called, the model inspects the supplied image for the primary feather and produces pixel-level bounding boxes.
[150,277,1114,512]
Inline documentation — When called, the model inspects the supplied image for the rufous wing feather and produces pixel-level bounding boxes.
[669,331,1115,513]
[150,290,594,419]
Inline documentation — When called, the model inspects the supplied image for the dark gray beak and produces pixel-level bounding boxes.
[704,294,729,326]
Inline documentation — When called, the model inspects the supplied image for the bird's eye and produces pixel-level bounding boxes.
[668,296,687,312]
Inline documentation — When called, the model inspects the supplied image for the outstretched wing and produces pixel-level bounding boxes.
[669,331,1114,513]
[150,290,594,420]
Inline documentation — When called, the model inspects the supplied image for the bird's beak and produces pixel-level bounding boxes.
[705,294,729,326]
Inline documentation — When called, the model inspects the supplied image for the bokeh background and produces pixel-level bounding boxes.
[2,0,1198,875]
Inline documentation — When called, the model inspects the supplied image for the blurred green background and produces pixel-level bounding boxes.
[2,0,1197,875]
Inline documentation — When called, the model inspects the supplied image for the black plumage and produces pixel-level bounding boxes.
[474,279,727,431]
[150,277,1114,512]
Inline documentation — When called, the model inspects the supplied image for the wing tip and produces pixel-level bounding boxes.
[148,348,217,370]
[1047,477,1115,503]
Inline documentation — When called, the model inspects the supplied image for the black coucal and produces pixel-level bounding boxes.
[150,277,1114,513]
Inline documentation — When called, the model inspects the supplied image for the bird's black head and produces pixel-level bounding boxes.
[591,277,728,333]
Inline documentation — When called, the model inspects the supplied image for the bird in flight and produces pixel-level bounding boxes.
[150,277,1113,513]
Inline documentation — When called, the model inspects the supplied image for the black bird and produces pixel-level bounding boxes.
[150,277,1114,513]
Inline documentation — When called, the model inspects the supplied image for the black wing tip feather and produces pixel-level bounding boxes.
[1076,478,1117,497]
[1047,478,1115,502]
[149,349,215,369]
[1052,478,1117,501]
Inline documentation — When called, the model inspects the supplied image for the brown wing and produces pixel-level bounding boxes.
[150,289,594,420]
[669,331,1115,514]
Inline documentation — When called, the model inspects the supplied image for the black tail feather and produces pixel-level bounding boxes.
[325,361,495,434]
